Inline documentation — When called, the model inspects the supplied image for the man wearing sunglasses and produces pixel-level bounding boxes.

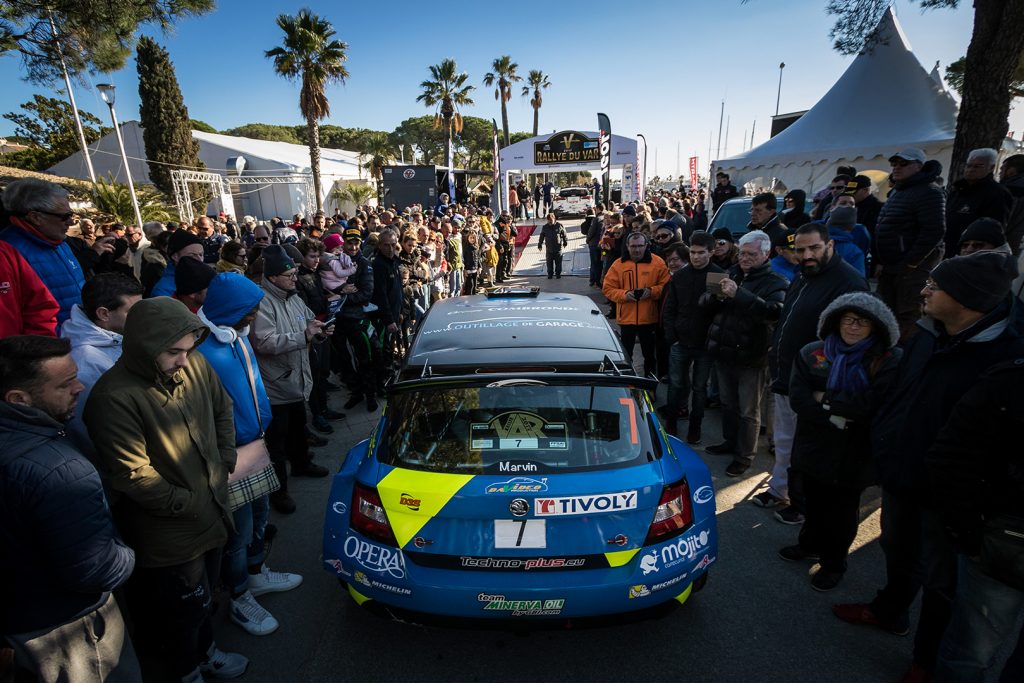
[874,147,946,343]
[0,179,85,328]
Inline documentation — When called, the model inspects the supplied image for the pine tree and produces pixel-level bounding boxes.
[135,36,211,216]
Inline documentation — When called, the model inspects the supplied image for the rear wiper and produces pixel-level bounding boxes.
[424,399,463,462]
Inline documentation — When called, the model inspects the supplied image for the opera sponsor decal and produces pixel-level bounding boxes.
[477,593,565,617]
[660,529,711,569]
[534,491,637,517]
[344,534,406,579]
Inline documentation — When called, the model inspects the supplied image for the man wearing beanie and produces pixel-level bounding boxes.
[250,245,330,514]
[174,257,216,313]
[150,229,205,298]
[956,217,1007,256]
[943,148,1012,261]
[835,250,1024,680]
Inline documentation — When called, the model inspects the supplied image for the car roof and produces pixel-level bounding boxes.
[402,291,627,378]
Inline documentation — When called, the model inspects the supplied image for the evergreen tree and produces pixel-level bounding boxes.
[135,36,211,216]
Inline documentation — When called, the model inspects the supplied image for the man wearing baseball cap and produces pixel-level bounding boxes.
[836,250,1024,679]
[873,147,945,342]
[334,227,381,412]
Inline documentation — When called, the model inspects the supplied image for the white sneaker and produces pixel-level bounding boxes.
[199,645,248,679]
[230,590,279,636]
[248,565,303,596]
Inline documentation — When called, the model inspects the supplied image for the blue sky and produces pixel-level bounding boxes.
[1,0,1021,178]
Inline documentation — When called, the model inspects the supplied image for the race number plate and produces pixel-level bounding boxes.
[494,520,546,548]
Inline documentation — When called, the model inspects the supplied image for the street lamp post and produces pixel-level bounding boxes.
[96,84,144,230]
[636,133,647,203]
[775,62,786,117]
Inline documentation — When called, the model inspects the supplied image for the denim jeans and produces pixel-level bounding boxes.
[668,344,712,433]
[448,268,463,298]
[223,495,270,595]
[937,556,1024,682]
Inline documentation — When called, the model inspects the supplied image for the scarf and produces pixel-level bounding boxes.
[823,333,875,394]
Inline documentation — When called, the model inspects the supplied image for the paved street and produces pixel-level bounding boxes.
[210,219,914,683]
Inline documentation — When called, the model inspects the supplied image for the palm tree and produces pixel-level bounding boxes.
[521,70,551,137]
[359,132,396,198]
[416,59,475,177]
[265,9,349,212]
[331,182,375,211]
[483,56,521,147]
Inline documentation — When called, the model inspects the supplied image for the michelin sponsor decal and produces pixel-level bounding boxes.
[628,572,690,599]
[344,535,406,578]
[534,491,637,516]
[353,570,412,597]
[660,529,711,569]
[628,584,651,599]
[478,594,565,617]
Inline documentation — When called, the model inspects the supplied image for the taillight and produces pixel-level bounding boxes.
[351,483,398,546]
[644,480,693,545]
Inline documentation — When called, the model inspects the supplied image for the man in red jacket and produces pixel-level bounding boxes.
[0,241,59,338]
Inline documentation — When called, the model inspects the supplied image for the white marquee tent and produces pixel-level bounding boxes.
[48,122,365,218]
[713,7,959,195]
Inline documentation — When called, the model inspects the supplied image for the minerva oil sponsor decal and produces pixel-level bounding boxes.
[477,593,565,617]
[534,491,637,516]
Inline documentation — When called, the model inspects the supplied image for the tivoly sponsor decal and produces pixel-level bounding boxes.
[660,529,711,569]
[534,491,637,516]
[344,535,406,578]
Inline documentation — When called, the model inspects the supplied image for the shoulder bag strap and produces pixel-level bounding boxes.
[236,338,264,437]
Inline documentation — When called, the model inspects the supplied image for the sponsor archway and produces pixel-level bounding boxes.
[497,131,642,212]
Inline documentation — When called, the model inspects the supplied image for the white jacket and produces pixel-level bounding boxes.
[60,305,124,455]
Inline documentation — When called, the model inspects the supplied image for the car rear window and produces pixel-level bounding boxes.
[559,188,590,198]
[379,383,658,475]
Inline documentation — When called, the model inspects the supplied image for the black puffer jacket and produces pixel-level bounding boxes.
[701,262,788,367]
[943,174,1013,258]
[874,160,946,267]
[371,251,403,327]
[339,250,374,319]
[926,358,1024,555]
[873,298,1024,501]
[768,251,868,394]
[662,262,724,349]
[0,402,135,634]
[789,293,902,490]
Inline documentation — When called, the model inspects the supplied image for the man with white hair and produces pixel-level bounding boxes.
[700,230,789,477]
[943,147,1013,259]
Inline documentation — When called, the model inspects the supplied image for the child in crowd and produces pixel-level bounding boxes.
[318,233,358,315]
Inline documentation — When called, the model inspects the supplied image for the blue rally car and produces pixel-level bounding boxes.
[322,288,717,622]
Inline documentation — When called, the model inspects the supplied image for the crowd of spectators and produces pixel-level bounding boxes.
[1,146,1024,682]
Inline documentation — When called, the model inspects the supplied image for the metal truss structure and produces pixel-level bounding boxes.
[171,169,315,222]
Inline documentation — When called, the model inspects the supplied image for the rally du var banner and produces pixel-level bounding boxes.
[689,156,698,191]
[597,113,611,208]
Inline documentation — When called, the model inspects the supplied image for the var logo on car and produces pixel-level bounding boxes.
[534,491,637,516]
[692,486,714,505]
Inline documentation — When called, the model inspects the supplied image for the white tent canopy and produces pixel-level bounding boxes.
[48,122,365,219]
[713,7,958,195]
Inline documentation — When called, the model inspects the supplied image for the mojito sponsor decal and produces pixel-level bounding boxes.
[478,593,565,616]
[344,535,406,578]
[354,570,411,597]
[484,476,549,494]
[660,529,711,569]
[534,491,637,516]
[692,485,714,505]
[460,556,586,571]
[640,550,660,575]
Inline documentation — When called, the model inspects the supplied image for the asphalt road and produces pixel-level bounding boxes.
[202,220,916,683]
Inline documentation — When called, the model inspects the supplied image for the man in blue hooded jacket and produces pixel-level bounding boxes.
[197,273,303,637]
[149,230,205,298]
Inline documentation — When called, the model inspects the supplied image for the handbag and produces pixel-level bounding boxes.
[227,339,280,511]
[979,514,1024,592]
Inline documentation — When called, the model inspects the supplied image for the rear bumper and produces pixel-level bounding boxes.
[323,517,716,620]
